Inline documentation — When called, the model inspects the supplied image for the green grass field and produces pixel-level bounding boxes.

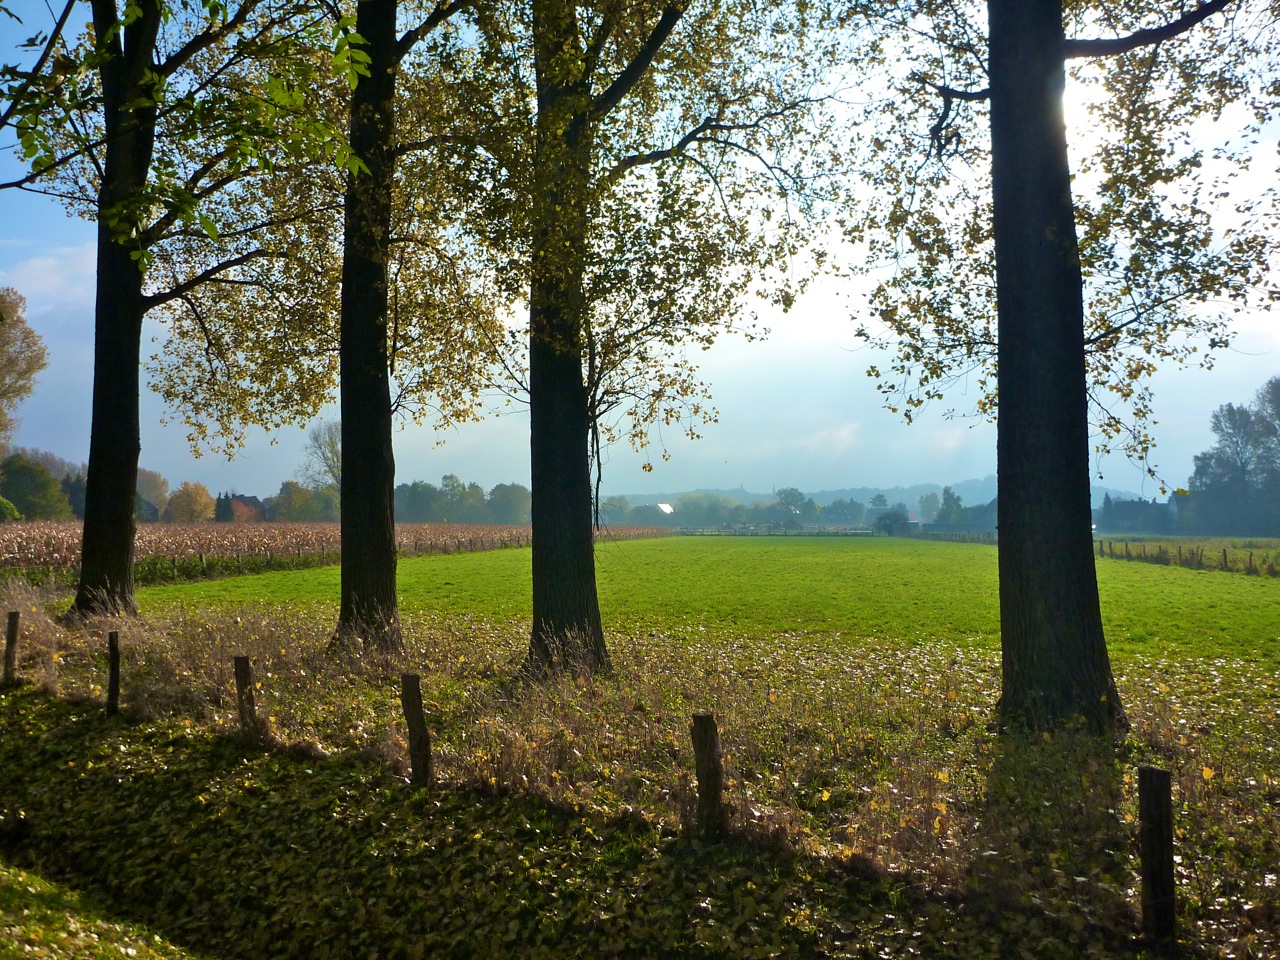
[2,536,1277,959]
[139,536,1280,666]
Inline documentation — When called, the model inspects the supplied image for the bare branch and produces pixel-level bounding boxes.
[0,0,77,134]
[397,0,474,61]
[591,4,685,120]
[143,249,273,309]
[915,76,989,160]
[605,97,828,185]
[1065,0,1237,58]
[159,0,261,79]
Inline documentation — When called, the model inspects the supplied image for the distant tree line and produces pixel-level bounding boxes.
[1086,377,1280,537]
[602,487,926,533]
[0,444,530,528]
[1176,377,1280,536]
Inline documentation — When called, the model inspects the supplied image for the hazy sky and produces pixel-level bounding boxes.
[3,195,1275,503]
[2,16,1276,504]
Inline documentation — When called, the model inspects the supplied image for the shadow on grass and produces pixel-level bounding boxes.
[0,687,1166,959]
[959,730,1210,959]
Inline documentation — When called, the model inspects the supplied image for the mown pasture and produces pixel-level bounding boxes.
[141,535,1280,666]
[1,536,1276,959]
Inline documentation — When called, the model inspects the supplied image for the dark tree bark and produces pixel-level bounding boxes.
[988,0,1123,733]
[72,0,163,616]
[522,1,682,673]
[525,0,608,672]
[338,0,401,651]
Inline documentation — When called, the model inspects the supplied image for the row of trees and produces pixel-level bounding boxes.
[1089,377,1280,536]
[0,439,531,526]
[1171,377,1280,536]
[4,0,1276,730]
[601,489,910,530]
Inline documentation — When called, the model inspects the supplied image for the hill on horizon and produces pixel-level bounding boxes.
[612,476,1147,511]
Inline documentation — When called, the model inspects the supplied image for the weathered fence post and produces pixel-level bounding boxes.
[2,611,19,685]
[234,655,258,733]
[690,713,725,841]
[1222,547,1229,570]
[399,674,433,788]
[1139,765,1176,943]
[1097,540,1104,558]
[106,631,121,717]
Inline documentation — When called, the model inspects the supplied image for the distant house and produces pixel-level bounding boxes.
[656,503,675,515]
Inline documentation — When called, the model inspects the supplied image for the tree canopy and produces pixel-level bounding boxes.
[1184,376,1280,534]
[847,0,1278,474]
[0,452,74,520]
[0,288,48,443]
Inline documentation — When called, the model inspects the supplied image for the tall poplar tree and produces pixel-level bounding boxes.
[1,0,339,615]
[445,0,846,673]
[848,0,1275,730]
[141,2,500,650]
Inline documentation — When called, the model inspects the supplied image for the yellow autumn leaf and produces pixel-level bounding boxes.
[1202,766,1215,781]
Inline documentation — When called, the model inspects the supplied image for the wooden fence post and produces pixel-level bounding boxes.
[106,631,120,717]
[1139,765,1176,943]
[234,655,258,733]
[399,674,433,788]
[1222,548,1229,570]
[2,611,19,685]
[690,713,725,841]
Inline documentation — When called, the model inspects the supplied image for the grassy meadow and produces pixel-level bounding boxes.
[1,536,1277,958]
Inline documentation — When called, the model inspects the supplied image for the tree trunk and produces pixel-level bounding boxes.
[338,0,401,652]
[525,0,607,673]
[74,226,146,615]
[988,0,1123,733]
[73,0,162,617]
[527,299,607,672]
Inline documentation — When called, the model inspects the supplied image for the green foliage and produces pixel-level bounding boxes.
[873,507,909,535]
[0,289,48,444]
[0,496,18,522]
[0,453,72,520]
[486,482,532,524]
[265,481,338,523]
[1183,376,1280,534]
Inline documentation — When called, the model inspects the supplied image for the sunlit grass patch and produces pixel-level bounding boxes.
[131,536,1280,668]
[0,861,199,959]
